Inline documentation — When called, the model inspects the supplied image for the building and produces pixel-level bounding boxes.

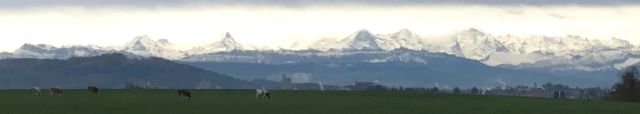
[280,75,292,85]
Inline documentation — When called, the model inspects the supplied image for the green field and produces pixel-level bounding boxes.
[0,89,637,114]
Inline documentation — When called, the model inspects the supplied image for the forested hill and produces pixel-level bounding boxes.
[0,53,260,89]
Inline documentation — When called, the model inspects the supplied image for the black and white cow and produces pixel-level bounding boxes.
[49,88,63,96]
[256,89,271,99]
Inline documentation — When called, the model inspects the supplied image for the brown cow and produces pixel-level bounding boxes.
[88,86,100,95]
[177,89,191,99]
[49,88,63,96]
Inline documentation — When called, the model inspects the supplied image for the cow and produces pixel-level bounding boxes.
[177,89,191,99]
[31,87,42,96]
[49,88,63,96]
[88,86,100,95]
[256,89,271,99]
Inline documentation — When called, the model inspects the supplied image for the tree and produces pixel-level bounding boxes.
[609,66,640,102]
[431,87,439,93]
[453,87,461,94]
[124,83,146,89]
[471,87,480,94]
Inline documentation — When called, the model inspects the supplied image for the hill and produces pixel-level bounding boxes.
[0,53,259,89]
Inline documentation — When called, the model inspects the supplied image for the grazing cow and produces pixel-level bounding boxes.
[88,86,100,95]
[31,87,42,96]
[49,88,63,96]
[177,89,192,99]
[256,89,271,99]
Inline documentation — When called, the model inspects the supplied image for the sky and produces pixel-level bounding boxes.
[0,0,639,52]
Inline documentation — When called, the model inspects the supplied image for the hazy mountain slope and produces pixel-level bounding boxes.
[0,52,11,59]
[182,49,611,88]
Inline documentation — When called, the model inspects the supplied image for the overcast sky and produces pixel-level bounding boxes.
[2,0,639,8]
[0,0,639,51]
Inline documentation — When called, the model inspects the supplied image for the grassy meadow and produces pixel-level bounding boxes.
[0,89,637,114]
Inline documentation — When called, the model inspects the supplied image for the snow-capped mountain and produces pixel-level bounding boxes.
[311,29,428,51]
[305,28,639,72]
[188,32,255,55]
[343,30,383,50]
[2,33,257,60]
[376,29,428,50]
[12,44,115,59]
[1,29,636,87]
[7,35,185,59]
[2,29,638,73]
[122,35,185,59]
[428,29,638,71]
[311,30,386,51]
[448,28,507,60]
[310,29,408,51]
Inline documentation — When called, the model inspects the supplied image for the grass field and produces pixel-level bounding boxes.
[0,89,638,114]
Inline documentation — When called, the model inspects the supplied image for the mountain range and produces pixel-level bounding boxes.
[1,28,637,87]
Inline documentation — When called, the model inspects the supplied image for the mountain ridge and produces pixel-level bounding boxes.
[1,28,638,73]
[187,32,254,55]
[0,53,263,89]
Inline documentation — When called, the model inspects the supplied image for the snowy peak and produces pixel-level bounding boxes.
[391,29,420,39]
[12,43,113,59]
[218,32,243,50]
[343,30,383,50]
[309,29,385,51]
[123,35,184,59]
[448,28,506,60]
[17,43,57,51]
[458,28,486,36]
[310,29,428,51]
[599,37,633,49]
[13,44,60,59]
[376,29,426,50]
[124,35,170,51]
[224,32,233,39]
[157,39,171,46]
[188,32,247,55]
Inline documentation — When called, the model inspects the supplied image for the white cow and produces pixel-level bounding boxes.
[256,89,271,99]
[31,87,42,96]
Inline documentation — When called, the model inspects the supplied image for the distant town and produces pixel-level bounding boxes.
[124,74,608,100]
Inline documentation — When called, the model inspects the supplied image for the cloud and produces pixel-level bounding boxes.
[549,13,569,19]
[1,0,639,10]
[495,79,507,86]
[0,1,639,52]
